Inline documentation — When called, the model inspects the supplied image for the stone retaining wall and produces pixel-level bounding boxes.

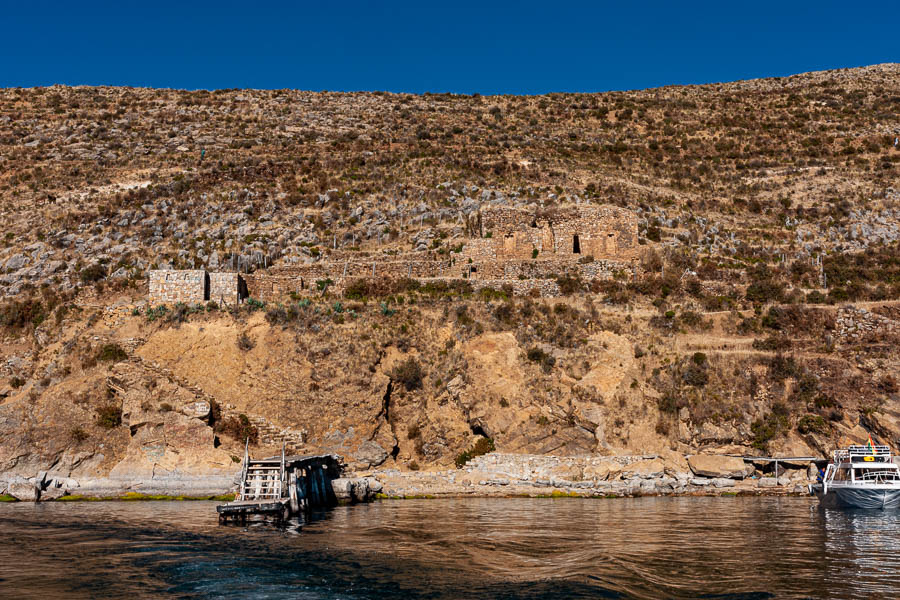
[836,306,899,342]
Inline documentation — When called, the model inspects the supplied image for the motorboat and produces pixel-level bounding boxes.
[810,444,900,509]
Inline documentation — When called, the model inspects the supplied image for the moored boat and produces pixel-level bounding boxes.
[810,444,900,509]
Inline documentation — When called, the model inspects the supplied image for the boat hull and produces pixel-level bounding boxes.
[812,485,900,509]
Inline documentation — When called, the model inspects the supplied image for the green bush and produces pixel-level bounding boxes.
[215,414,259,444]
[96,404,122,429]
[797,414,828,435]
[745,280,784,304]
[392,357,424,391]
[97,343,127,362]
[750,405,790,450]
[455,437,495,468]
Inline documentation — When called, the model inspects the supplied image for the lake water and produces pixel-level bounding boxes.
[2,496,900,599]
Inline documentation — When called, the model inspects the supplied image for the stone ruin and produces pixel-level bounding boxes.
[148,204,640,303]
[148,270,247,305]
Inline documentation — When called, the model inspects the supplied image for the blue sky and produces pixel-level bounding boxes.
[3,1,897,93]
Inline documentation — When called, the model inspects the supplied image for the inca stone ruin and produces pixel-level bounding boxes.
[148,204,639,304]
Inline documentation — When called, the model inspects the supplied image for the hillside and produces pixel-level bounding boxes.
[1,64,900,494]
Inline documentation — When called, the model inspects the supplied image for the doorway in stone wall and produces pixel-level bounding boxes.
[572,234,581,254]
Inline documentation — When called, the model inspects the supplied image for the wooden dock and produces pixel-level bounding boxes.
[217,443,342,524]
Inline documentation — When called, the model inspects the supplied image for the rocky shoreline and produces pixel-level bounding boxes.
[0,452,819,502]
[364,452,816,499]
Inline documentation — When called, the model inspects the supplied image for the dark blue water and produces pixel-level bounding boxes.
[2,497,900,599]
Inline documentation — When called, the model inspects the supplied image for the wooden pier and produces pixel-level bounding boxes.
[217,443,342,524]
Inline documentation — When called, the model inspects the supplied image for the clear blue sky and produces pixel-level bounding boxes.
[3,1,897,94]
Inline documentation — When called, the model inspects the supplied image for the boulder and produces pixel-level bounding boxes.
[8,480,39,502]
[182,401,211,420]
[40,487,68,501]
[688,454,753,479]
[331,477,375,502]
[353,441,388,469]
[583,463,612,481]
[620,458,665,480]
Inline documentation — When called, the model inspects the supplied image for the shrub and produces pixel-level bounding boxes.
[245,298,265,311]
[745,280,784,304]
[657,392,683,414]
[768,354,801,382]
[70,426,89,442]
[79,263,107,284]
[454,436,495,468]
[145,305,169,322]
[9,377,25,389]
[97,343,127,362]
[750,405,790,451]
[752,336,792,351]
[237,332,255,351]
[526,346,556,372]
[95,404,122,429]
[556,274,583,295]
[215,414,259,444]
[797,414,828,435]
[0,297,46,329]
[392,357,424,391]
[680,310,704,328]
[407,423,421,439]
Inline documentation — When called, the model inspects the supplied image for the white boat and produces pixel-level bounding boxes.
[810,445,900,509]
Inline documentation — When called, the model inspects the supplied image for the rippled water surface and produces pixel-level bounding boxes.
[2,497,900,599]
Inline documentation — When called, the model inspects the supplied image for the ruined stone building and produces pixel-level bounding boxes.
[148,270,246,305]
[148,204,639,303]
[459,205,639,279]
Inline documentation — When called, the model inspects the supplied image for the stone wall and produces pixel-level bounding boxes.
[463,258,628,281]
[835,306,899,343]
[209,272,241,306]
[148,270,207,305]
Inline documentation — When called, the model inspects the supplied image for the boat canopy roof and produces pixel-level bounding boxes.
[834,445,894,465]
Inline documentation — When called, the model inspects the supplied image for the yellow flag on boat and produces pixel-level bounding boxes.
[867,435,876,454]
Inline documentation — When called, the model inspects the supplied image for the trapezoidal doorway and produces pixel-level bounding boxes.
[572,234,581,254]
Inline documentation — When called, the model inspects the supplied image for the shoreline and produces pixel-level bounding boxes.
[1,453,819,503]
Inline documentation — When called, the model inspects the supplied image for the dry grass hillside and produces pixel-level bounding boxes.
[1,64,900,482]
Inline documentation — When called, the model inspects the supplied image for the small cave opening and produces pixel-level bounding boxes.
[572,234,581,254]
[391,444,400,459]
[380,380,393,422]
[469,423,490,438]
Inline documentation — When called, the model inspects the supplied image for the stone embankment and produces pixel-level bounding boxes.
[835,306,898,343]
[362,453,817,499]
